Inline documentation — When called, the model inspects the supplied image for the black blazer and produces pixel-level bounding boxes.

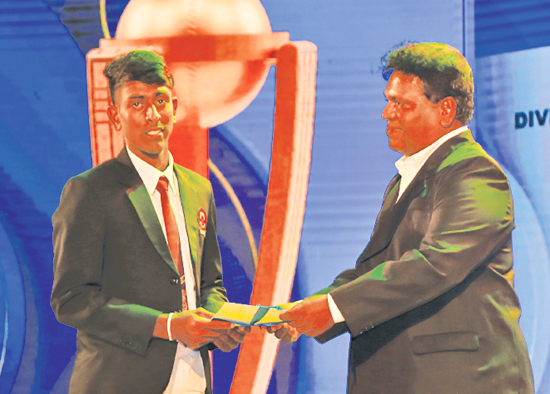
[51,148,227,394]
[317,131,534,394]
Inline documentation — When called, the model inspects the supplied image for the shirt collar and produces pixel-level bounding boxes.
[395,125,468,176]
[126,147,178,196]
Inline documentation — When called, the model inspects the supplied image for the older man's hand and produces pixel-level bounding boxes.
[279,295,335,337]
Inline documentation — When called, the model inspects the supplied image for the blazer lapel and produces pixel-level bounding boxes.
[355,174,401,263]
[356,130,473,265]
[174,166,201,287]
[116,149,179,275]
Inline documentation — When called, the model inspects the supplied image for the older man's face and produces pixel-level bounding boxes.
[382,71,445,157]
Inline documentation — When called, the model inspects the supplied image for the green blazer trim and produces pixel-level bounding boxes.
[176,164,204,298]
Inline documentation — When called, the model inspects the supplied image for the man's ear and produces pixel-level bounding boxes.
[439,97,457,128]
[106,105,122,131]
[171,96,178,123]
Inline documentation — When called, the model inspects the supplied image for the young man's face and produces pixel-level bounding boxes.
[108,80,178,170]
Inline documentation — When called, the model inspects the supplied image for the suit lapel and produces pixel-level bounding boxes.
[356,130,473,265]
[116,149,179,275]
[174,166,201,287]
[355,174,401,263]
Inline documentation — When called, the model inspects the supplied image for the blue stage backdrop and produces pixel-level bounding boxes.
[1,0,550,393]
[476,46,550,392]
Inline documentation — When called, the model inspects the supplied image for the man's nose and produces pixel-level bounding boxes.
[146,104,161,122]
[382,102,395,120]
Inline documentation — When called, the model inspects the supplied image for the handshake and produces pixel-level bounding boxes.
[155,294,335,350]
[155,294,336,351]
[212,294,336,343]
[261,294,336,343]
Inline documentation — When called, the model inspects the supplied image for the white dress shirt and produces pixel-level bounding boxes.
[127,148,207,394]
[394,125,468,201]
[327,126,469,324]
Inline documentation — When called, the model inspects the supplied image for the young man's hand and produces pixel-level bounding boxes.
[154,308,234,350]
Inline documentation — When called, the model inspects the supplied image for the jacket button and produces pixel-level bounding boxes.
[170,278,180,285]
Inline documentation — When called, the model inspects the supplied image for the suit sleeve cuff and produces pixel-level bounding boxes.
[327,293,345,323]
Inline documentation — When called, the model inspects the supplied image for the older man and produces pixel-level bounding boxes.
[51,50,247,394]
[278,42,534,394]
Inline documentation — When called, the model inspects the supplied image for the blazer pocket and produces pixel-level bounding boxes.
[412,331,479,355]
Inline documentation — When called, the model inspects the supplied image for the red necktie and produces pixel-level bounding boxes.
[156,176,188,311]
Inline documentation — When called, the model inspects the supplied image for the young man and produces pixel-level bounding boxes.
[277,42,534,394]
[51,50,246,394]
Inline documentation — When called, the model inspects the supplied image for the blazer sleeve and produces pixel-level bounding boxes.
[51,175,161,356]
[326,155,514,339]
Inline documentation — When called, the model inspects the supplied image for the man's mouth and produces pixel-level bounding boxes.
[146,128,163,138]
[386,125,402,133]
[386,127,398,134]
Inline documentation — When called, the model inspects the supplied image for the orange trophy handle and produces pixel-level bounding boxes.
[230,41,317,394]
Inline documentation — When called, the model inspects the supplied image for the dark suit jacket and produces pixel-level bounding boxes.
[51,148,227,394]
[317,131,534,394]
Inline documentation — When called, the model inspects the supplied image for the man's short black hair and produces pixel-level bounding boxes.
[382,42,474,125]
[104,50,174,104]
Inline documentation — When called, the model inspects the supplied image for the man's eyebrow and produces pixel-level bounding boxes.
[155,91,169,97]
[129,95,145,100]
